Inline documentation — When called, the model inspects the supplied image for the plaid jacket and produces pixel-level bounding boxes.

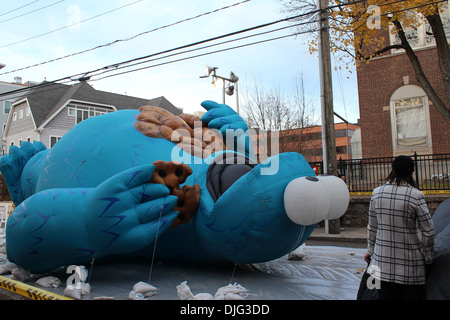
[367,182,435,285]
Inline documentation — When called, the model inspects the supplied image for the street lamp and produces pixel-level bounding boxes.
[199,65,240,114]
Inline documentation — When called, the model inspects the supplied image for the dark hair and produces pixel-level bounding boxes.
[386,155,418,188]
[386,170,418,188]
[386,156,419,188]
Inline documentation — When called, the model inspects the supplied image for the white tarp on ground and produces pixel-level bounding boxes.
[0,245,367,300]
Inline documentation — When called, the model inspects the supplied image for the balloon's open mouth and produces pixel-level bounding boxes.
[206,153,256,202]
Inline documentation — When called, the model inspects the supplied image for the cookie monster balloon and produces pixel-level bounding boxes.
[0,100,349,273]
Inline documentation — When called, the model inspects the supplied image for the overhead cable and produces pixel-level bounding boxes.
[0,0,40,17]
[0,0,252,76]
[1,0,437,99]
[0,0,145,49]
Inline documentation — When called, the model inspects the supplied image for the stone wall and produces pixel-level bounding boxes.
[342,194,449,228]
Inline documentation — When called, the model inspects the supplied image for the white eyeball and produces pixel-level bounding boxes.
[319,175,350,220]
[284,175,349,226]
[284,176,331,226]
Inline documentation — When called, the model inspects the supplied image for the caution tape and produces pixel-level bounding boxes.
[0,275,72,300]
[350,190,450,196]
[349,192,373,196]
[423,190,450,195]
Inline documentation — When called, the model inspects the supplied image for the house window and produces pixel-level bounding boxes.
[19,109,23,119]
[390,85,431,152]
[26,107,31,117]
[3,101,11,114]
[390,2,450,50]
[66,104,111,123]
[13,112,17,121]
[77,108,89,124]
[50,136,61,148]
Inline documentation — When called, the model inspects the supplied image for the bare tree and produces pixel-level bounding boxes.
[240,73,318,160]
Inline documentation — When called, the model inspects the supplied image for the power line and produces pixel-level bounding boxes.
[0,0,66,24]
[74,0,436,83]
[0,25,314,103]
[0,0,40,17]
[0,0,438,98]
[0,0,252,76]
[0,0,145,49]
[70,20,306,82]
[92,28,319,82]
[61,0,345,83]
[0,20,306,101]
[88,20,316,81]
[0,0,363,78]
[340,0,447,33]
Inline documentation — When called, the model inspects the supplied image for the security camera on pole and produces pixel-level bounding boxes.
[199,66,240,114]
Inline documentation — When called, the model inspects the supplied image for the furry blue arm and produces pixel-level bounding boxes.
[5,165,178,273]
[200,100,254,160]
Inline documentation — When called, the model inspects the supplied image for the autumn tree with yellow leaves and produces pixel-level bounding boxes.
[282,0,450,125]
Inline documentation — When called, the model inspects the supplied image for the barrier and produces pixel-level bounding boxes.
[0,275,72,300]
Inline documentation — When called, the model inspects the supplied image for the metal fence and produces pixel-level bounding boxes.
[310,153,450,194]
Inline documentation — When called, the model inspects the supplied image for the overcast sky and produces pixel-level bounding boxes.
[0,0,360,123]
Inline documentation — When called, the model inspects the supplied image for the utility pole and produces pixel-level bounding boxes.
[318,0,340,234]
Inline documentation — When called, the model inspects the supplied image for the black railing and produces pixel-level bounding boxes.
[309,153,450,194]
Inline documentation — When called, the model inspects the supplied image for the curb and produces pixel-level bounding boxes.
[308,227,367,244]
[308,235,367,243]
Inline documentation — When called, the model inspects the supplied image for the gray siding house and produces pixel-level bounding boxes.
[0,78,38,154]
[2,81,181,153]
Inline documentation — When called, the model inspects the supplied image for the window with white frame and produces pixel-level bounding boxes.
[3,101,11,114]
[390,85,431,151]
[19,109,23,119]
[50,136,61,148]
[67,104,111,124]
[12,112,17,121]
[390,2,450,50]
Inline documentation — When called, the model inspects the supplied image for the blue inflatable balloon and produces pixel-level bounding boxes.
[0,100,349,273]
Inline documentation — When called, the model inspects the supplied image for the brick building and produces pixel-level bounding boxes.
[255,122,360,164]
[357,9,450,158]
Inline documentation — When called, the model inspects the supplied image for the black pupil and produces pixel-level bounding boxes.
[175,168,183,177]
[158,170,166,177]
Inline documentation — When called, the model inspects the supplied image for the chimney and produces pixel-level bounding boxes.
[14,76,22,84]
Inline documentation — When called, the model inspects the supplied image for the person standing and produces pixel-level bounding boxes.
[364,155,435,299]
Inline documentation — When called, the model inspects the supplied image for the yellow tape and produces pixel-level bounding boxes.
[350,190,450,196]
[349,192,373,196]
[0,275,72,300]
[423,190,450,195]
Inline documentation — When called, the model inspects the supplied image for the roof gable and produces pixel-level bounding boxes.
[23,82,70,128]
[20,81,181,128]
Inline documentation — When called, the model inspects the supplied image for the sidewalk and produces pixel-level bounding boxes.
[308,226,367,244]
